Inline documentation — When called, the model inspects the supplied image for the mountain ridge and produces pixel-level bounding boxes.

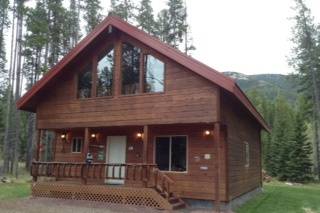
[222,71,298,103]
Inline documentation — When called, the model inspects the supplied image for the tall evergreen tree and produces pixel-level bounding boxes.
[268,95,294,178]
[166,0,187,48]
[0,0,10,88]
[68,0,81,48]
[110,0,135,23]
[136,0,156,35]
[156,9,170,43]
[47,0,67,67]
[287,96,313,182]
[290,0,320,179]
[83,0,102,34]
[23,0,49,169]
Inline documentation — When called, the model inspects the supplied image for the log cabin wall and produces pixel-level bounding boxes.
[221,91,262,201]
[147,125,227,201]
[52,124,227,201]
[35,31,219,129]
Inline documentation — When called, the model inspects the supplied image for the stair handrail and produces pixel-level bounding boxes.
[152,167,174,199]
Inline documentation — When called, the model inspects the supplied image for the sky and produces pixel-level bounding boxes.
[101,0,320,75]
[13,0,320,75]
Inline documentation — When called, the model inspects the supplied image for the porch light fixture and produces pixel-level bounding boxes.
[61,133,66,139]
[91,133,96,138]
[204,130,212,136]
[137,133,143,138]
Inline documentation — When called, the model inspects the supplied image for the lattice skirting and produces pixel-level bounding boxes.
[31,182,172,210]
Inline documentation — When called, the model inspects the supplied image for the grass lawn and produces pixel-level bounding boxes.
[236,181,320,213]
[0,183,31,200]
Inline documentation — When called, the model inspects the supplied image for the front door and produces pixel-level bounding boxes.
[106,136,127,184]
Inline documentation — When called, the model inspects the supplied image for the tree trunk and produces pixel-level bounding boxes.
[13,1,24,178]
[2,0,16,174]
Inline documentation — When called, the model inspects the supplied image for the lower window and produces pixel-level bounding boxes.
[155,136,187,172]
[72,137,83,153]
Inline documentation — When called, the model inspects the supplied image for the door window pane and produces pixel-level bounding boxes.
[171,136,187,171]
[97,47,114,97]
[155,137,170,171]
[144,55,164,93]
[77,64,92,98]
[121,42,141,95]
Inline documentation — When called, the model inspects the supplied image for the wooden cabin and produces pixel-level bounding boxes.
[17,16,269,211]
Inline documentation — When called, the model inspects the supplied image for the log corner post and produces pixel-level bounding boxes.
[143,125,149,164]
[214,122,221,212]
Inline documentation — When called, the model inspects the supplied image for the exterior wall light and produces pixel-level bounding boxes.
[61,133,66,139]
[204,130,212,136]
[137,133,143,138]
[91,133,96,138]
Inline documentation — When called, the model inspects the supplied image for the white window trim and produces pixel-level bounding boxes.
[71,137,83,153]
[244,141,250,168]
[153,135,188,173]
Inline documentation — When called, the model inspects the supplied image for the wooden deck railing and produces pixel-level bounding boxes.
[31,161,174,200]
[31,161,157,185]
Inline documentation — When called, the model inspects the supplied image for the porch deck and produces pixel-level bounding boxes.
[31,161,186,210]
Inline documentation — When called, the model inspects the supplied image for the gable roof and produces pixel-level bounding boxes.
[16,15,270,132]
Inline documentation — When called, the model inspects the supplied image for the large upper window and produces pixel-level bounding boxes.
[155,136,187,172]
[77,64,92,99]
[144,55,165,93]
[121,42,141,95]
[97,47,114,97]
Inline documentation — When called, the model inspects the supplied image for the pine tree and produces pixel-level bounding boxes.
[268,95,294,178]
[83,0,102,34]
[287,96,313,182]
[110,0,135,23]
[136,0,156,35]
[47,0,67,67]
[68,0,81,48]
[156,9,170,43]
[166,0,187,48]
[23,0,49,169]
[0,0,10,88]
[290,0,320,179]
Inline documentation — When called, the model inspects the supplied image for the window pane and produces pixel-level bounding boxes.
[72,139,77,152]
[78,64,92,98]
[97,47,114,97]
[121,42,141,95]
[171,136,186,172]
[144,55,164,93]
[155,137,170,171]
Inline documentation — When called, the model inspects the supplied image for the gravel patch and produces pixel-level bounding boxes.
[0,197,231,213]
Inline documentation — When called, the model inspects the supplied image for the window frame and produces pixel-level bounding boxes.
[74,37,167,100]
[244,141,250,168]
[71,137,83,153]
[153,135,188,173]
[143,54,166,94]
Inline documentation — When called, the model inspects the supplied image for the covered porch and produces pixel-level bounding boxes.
[31,123,224,210]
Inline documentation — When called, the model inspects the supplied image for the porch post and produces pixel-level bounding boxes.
[35,129,41,161]
[83,127,90,160]
[214,122,221,211]
[143,125,149,164]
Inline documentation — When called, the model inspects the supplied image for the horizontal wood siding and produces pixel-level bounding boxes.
[221,92,262,201]
[148,125,227,201]
[52,124,227,201]
[36,33,218,129]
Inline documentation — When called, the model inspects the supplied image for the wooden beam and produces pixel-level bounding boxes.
[35,129,41,161]
[143,125,149,164]
[114,36,122,96]
[214,122,221,212]
[83,128,90,160]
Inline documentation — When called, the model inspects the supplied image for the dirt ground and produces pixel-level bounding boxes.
[0,197,225,213]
